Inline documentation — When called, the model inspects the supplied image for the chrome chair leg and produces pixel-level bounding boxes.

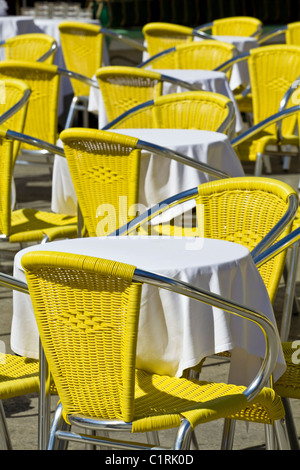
[254,153,264,176]
[221,418,236,449]
[146,431,160,446]
[282,397,299,450]
[38,341,51,450]
[0,401,12,450]
[174,419,193,450]
[65,96,78,129]
[281,243,300,341]
[274,418,291,450]
[47,402,64,450]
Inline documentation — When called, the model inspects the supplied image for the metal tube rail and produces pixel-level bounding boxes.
[136,139,231,179]
[0,89,31,126]
[250,193,299,259]
[6,129,65,157]
[109,186,199,236]
[231,105,300,148]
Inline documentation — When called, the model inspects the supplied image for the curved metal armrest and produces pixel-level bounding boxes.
[276,76,300,140]
[137,46,176,68]
[134,267,280,402]
[160,73,202,91]
[102,99,154,129]
[231,104,300,148]
[253,226,300,268]
[136,139,231,179]
[37,40,58,62]
[5,129,65,157]
[194,22,213,32]
[214,52,250,74]
[250,193,299,259]
[0,88,31,125]
[258,26,287,45]
[192,29,215,40]
[103,97,235,134]
[250,25,263,38]
[110,187,199,236]
[57,67,99,89]
[99,26,147,52]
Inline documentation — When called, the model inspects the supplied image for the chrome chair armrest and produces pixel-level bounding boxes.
[231,105,300,148]
[0,88,31,125]
[110,187,199,236]
[103,97,235,134]
[99,26,147,52]
[253,226,300,268]
[137,46,176,68]
[194,22,213,32]
[258,26,287,45]
[276,76,300,141]
[250,193,299,259]
[136,139,231,179]
[102,99,154,129]
[37,40,58,62]
[214,51,250,74]
[159,73,202,91]
[5,129,65,157]
[57,67,99,89]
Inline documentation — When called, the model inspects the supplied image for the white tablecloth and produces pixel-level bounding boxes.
[51,128,244,217]
[12,236,285,387]
[0,16,35,40]
[89,69,243,133]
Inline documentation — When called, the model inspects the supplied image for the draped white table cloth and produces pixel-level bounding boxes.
[0,15,35,41]
[12,236,285,387]
[51,128,244,217]
[88,69,243,132]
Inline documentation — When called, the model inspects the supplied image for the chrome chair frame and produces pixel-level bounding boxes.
[138,41,237,69]
[14,67,99,167]
[102,96,236,137]
[0,255,289,450]
[0,38,58,63]
[195,21,263,39]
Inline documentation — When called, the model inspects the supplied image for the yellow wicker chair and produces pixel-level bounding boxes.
[197,16,263,39]
[0,60,99,170]
[0,78,31,165]
[138,40,236,81]
[103,90,236,137]
[60,127,228,238]
[21,250,290,450]
[0,33,57,64]
[142,22,201,57]
[59,21,147,128]
[59,22,104,128]
[0,128,78,244]
[218,45,300,175]
[96,65,203,123]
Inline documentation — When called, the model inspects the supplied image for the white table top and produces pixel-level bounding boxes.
[12,236,285,386]
[89,68,243,133]
[51,128,244,217]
